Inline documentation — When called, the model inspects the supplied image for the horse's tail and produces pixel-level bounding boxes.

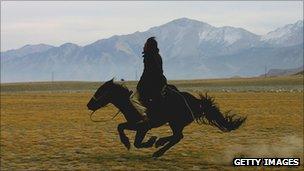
[197,93,246,132]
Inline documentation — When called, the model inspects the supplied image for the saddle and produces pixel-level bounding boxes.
[134,84,179,112]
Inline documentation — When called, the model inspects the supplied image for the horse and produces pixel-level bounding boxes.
[87,79,246,158]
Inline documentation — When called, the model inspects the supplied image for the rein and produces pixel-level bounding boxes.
[89,108,121,122]
[88,89,143,123]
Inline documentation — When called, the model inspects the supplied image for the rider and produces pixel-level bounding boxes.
[137,37,167,109]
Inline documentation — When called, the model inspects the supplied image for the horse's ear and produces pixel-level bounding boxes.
[108,77,115,84]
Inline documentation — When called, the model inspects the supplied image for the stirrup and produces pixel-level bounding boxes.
[161,85,168,96]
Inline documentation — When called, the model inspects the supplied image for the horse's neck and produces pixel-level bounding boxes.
[113,98,143,123]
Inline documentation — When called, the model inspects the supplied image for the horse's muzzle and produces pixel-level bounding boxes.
[87,103,96,111]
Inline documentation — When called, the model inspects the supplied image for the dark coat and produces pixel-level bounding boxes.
[137,52,167,107]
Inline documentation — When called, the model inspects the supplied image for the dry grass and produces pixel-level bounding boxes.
[1,90,303,170]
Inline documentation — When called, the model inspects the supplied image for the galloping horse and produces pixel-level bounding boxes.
[87,79,246,158]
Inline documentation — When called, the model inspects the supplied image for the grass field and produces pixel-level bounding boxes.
[1,76,303,170]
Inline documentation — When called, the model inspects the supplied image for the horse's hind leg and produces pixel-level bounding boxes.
[152,124,184,158]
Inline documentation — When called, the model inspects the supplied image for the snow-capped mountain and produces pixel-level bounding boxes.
[261,20,303,47]
[1,18,303,82]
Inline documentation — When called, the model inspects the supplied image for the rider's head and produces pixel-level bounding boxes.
[143,37,159,54]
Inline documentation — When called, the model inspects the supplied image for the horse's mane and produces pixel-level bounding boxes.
[113,83,129,92]
[113,82,146,113]
[112,82,134,100]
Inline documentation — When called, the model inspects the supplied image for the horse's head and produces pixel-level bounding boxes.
[87,78,132,111]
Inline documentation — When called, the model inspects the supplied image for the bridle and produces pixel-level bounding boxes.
[90,88,110,103]
[88,85,140,123]
[89,90,121,122]
[91,94,102,102]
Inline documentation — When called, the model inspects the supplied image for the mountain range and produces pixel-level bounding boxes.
[261,65,304,77]
[1,18,303,82]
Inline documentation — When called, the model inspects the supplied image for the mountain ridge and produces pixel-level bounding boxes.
[1,18,303,82]
[3,18,303,53]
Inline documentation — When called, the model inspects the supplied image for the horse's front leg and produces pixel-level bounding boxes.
[133,122,157,149]
[117,122,134,150]
[155,135,173,148]
[152,124,184,158]
[118,121,157,150]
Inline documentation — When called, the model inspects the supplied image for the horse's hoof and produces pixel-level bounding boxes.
[122,142,130,150]
[152,150,164,158]
[121,137,131,150]
[124,142,131,150]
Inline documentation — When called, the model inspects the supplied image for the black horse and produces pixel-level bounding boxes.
[87,79,246,158]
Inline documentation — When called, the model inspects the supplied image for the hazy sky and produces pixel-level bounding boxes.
[1,1,303,51]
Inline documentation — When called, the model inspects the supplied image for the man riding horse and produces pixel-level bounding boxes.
[137,37,168,110]
[87,37,246,158]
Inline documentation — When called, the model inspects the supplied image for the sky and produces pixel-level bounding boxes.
[1,1,303,51]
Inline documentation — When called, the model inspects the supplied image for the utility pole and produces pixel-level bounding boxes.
[264,65,267,78]
[135,69,138,81]
[51,72,54,82]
